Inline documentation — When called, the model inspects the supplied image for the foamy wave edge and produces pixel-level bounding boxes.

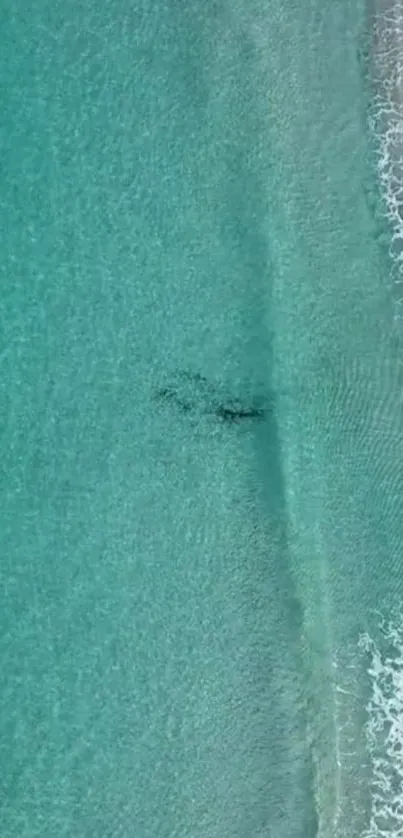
[359,615,403,837]
[370,4,403,292]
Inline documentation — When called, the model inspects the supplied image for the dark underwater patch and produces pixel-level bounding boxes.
[153,370,267,426]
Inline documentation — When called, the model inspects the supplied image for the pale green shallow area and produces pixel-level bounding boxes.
[269,2,403,836]
[1,1,403,837]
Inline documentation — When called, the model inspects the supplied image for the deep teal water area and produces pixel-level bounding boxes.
[2,1,403,836]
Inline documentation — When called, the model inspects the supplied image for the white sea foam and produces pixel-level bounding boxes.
[359,617,403,837]
[371,4,403,292]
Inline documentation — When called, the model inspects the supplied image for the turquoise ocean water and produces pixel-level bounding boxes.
[2,1,403,836]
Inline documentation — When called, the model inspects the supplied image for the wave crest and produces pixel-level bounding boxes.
[359,616,403,837]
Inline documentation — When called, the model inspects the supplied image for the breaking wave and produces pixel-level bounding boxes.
[359,616,403,837]
[370,3,403,290]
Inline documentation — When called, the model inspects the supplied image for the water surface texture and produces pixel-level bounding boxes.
[2,1,403,837]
